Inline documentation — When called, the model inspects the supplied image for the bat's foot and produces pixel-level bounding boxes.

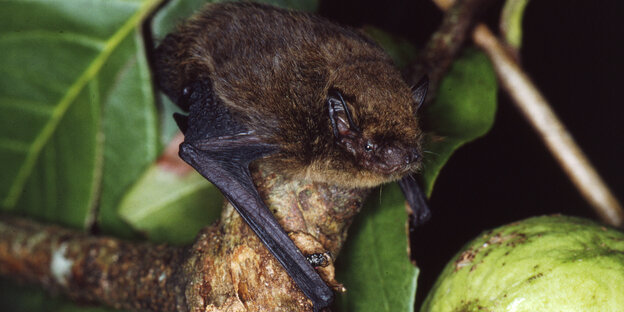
[398,174,431,227]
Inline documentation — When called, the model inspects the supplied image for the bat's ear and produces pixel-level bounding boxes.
[327,88,360,139]
[412,76,429,111]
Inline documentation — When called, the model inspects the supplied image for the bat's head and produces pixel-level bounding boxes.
[313,62,428,188]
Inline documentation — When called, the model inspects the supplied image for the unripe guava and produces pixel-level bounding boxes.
[421,215,624,312]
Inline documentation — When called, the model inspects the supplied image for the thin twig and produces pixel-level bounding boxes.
[432,0,624,227]
[471,24,624,226]
[429,0,623,226]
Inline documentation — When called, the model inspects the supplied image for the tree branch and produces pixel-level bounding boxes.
[0,163,368,311]
[0,215,184,310]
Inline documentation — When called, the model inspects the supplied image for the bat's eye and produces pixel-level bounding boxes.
[364,142,375,152]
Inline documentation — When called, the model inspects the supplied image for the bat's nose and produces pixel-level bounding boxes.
[405,147,420,164]
[365,146,421,175]
[377,146,418,173]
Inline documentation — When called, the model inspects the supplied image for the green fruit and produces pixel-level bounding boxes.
[421,215,624,312]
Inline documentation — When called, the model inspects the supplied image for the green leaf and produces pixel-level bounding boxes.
[363,26,418,68]
[118,165,222,245]
[335,184,419,312]
[151,0,209,43]
[0,0,160,229]
[97,30,160,236]
[420,48,498,195]
[13,80,102,228]
[501,0,530,50]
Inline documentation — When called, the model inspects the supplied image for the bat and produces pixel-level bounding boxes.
[154,2,430,310]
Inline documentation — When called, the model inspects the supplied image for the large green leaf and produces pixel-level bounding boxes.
[118,165,222,245]
[97,30,160,236]
[420,48,498,195]
[363,26,418,68]
[13,79,101,227]
[0,0,160,229]
[335,184,419,311]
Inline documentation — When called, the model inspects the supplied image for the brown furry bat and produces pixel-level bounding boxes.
[155,2,429,311]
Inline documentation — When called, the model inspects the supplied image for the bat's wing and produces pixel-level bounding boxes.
[398,174,431,226]
[175,80,334,311]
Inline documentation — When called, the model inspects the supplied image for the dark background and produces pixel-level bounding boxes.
[319,0,624,307]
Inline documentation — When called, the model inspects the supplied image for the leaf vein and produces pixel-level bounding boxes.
[0,30,106,51]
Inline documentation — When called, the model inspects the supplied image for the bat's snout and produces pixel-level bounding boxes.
[403,147,421,164]
[369,146,420,175]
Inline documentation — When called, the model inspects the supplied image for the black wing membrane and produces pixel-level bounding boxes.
[398,174,431,226]
[175,80,334,311]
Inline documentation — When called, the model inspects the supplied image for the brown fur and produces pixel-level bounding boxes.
[155,2,423,188]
